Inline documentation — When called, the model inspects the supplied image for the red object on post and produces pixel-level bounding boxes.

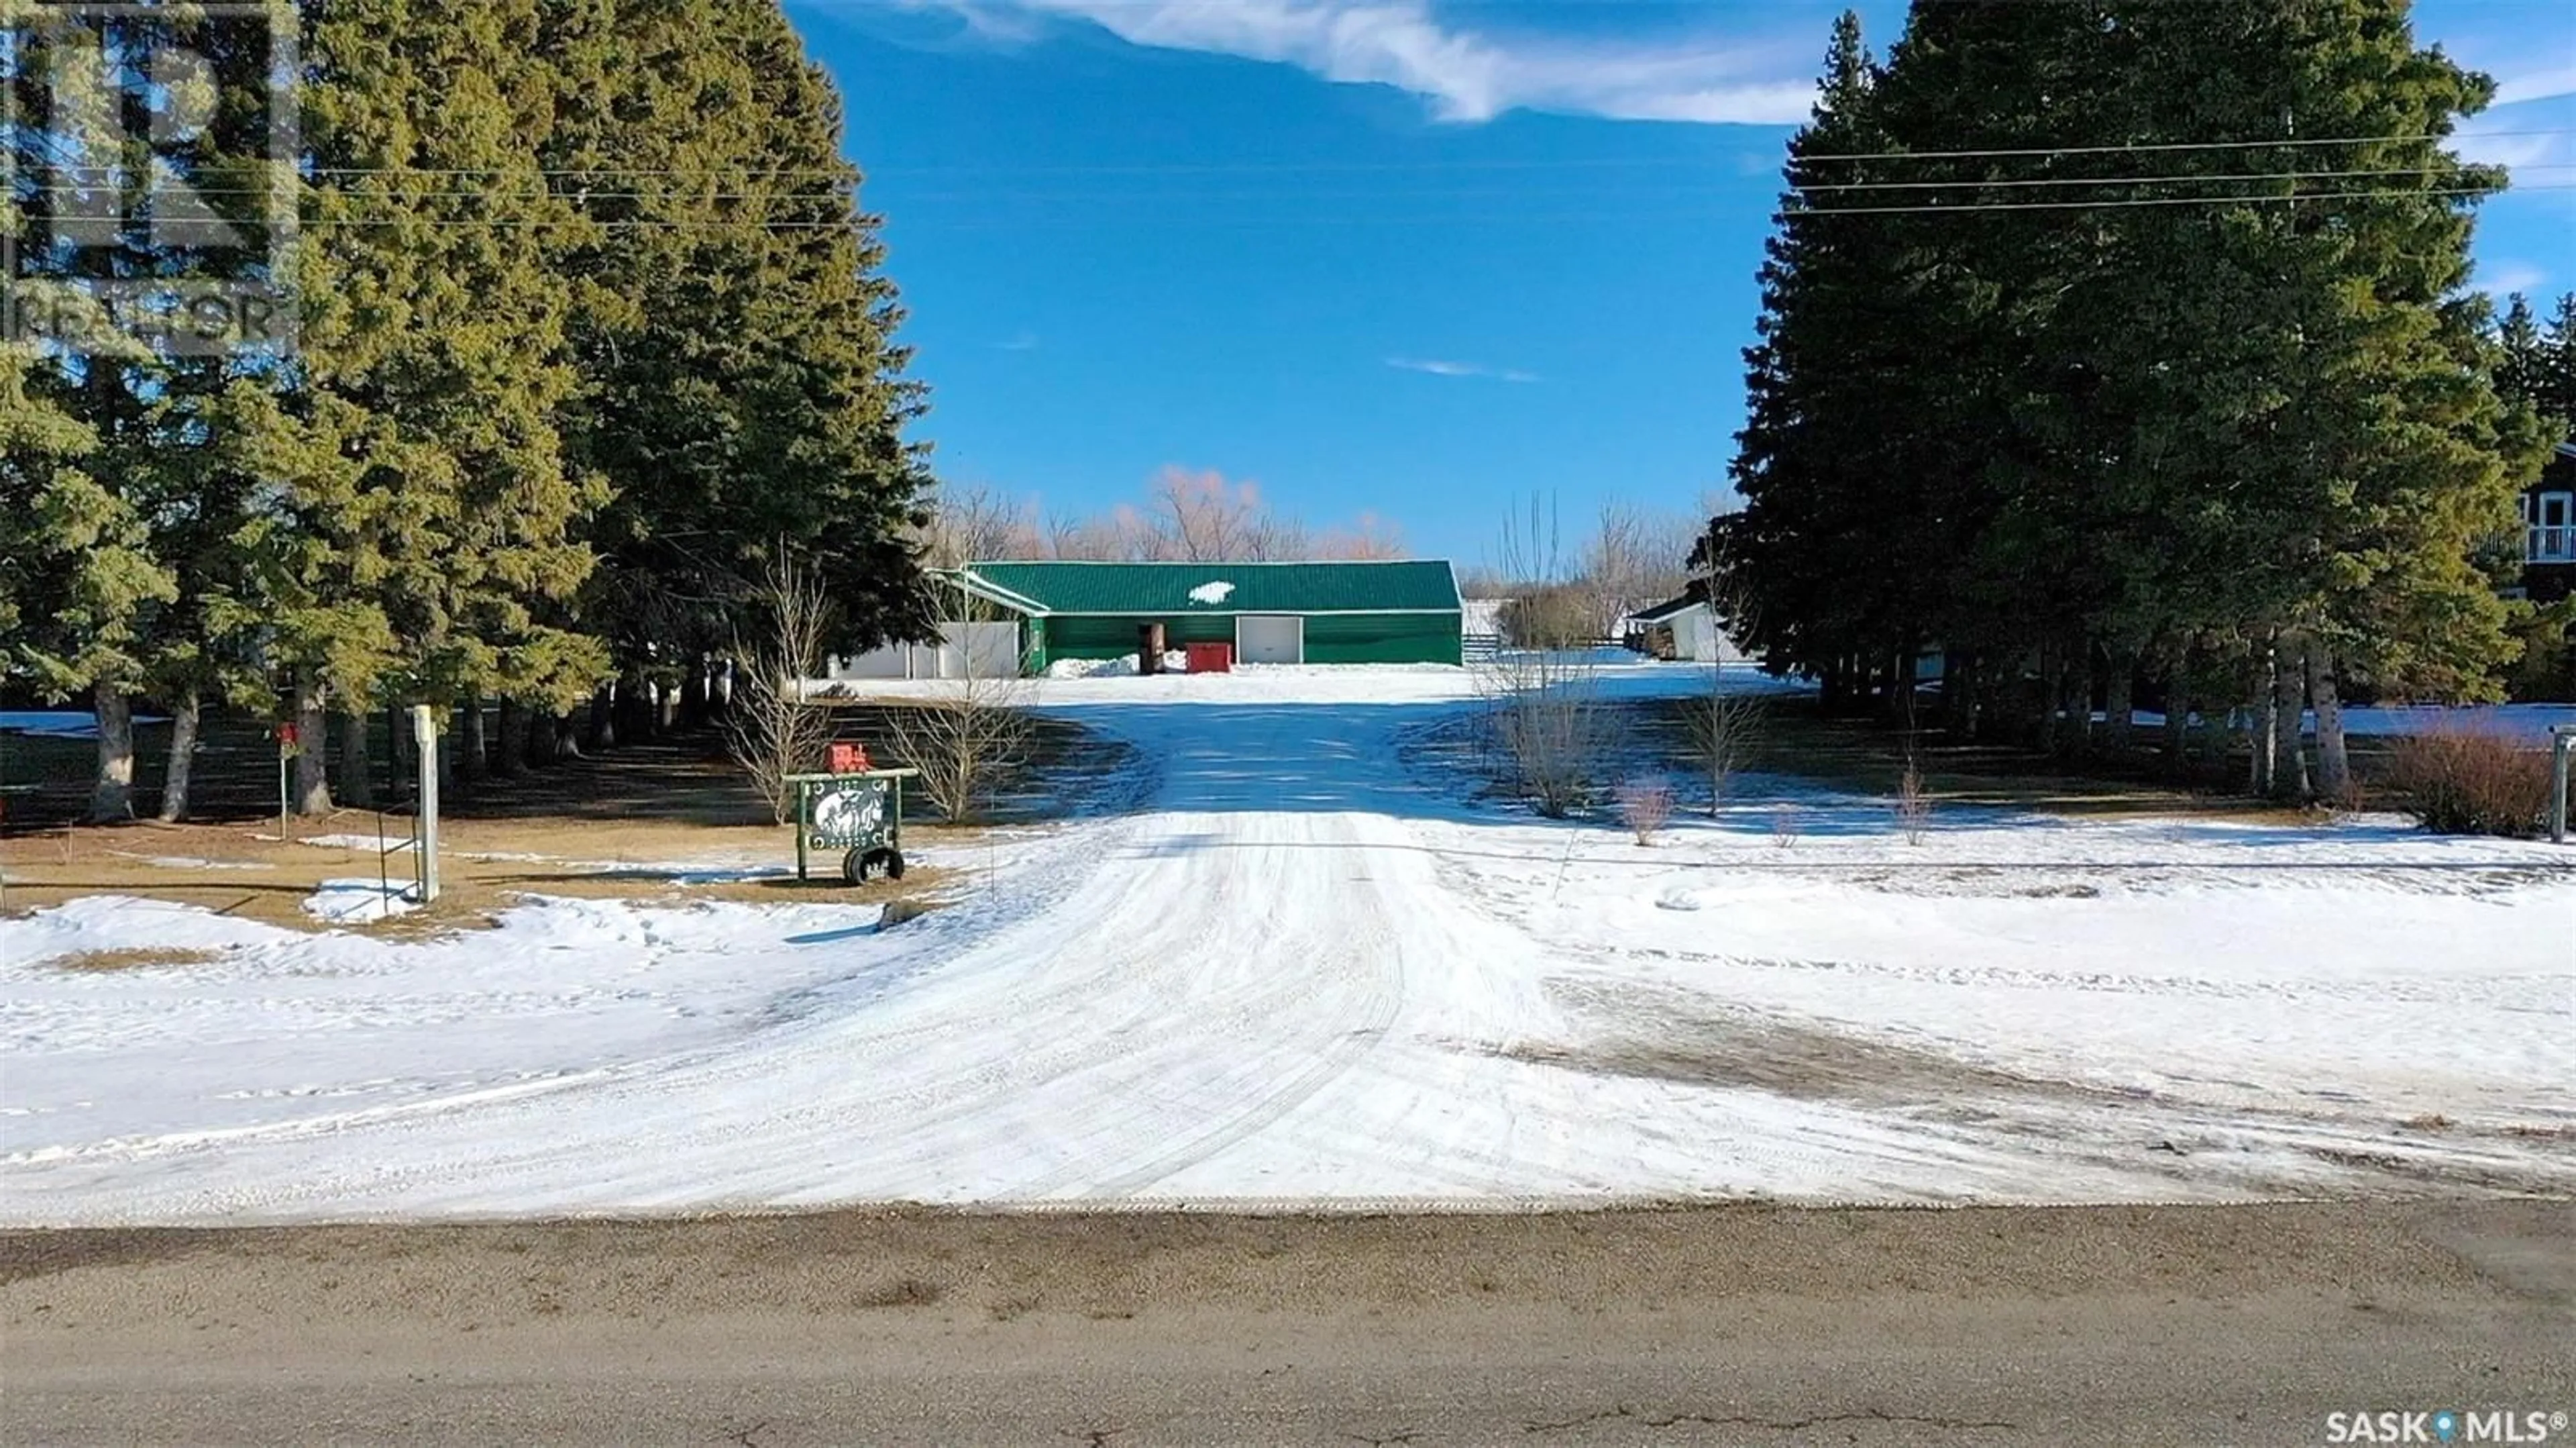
[1185,642,1233,674]
[828,741,870,775]
[276,723,299,748]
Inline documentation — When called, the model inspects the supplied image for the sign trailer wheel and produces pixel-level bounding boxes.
[841,847,908,884]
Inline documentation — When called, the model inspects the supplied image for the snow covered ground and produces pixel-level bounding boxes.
[3,663,2569,1224]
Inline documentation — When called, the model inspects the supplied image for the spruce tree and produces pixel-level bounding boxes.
[550,0,934,719]
[2538,294,2576,438]
[276,0,606,809]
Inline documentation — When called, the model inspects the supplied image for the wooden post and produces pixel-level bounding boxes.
[413,705,441,903]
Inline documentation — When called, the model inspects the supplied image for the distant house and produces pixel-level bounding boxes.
[899,559,1467,673]
[2517,441,2576,603]
[1626,588,1744,664]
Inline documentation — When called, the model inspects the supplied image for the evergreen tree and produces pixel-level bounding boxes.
[549,0,934,730]
[1730,12,1907,706]
[2496,295,2549,420]
[274,0,607,810]
[1728,0,2544,794]
[2,5,274,819]
[2534,293,2576,438]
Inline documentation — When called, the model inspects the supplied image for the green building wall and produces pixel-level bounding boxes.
[1022,613,1460,672]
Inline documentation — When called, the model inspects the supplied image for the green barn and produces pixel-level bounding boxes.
[951,560,1465,673]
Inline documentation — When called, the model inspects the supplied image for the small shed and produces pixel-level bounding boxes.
[1629,590,1745,664]
[954,560,1465,672]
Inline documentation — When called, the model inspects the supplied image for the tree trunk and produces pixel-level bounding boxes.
[432,706,456,798]
[553,710,586,761]
[89,682,137,822]
[588,682,618,752]
[462,699,490,784]
[682,660,710,728]
[2249,664,2275,797]
[2198,699,2226,771]
[2074,664,2098,756]
[2308,645,2350,801]
[157,688,202,822]
[2270,643,2309,800]
[2102,662,2134,754]
[2160,683,2190,777]
[293,676,333,815]
[390,703,415,802]
[614,669,655,742]
[494,699,527,778]
[2036,649,2065,754]
[337,703,374,808]
[658,679,682,731]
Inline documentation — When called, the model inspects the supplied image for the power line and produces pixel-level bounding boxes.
[1800,163,2569,193]
[1788,183,2570,218]
[29,160,2575,209]
[15,128,2568,180]
[114,181,2553,227]
[1793,129,2574,165]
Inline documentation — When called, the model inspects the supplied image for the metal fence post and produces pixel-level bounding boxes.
[2551,725,2575,845]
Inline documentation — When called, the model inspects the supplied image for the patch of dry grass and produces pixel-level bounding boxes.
[51,947,222,972]
[1,814,982,938]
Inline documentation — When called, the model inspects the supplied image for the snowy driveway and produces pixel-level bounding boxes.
[3,666,2571,1223]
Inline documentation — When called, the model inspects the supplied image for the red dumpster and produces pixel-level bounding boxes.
[1185,641,1233,674]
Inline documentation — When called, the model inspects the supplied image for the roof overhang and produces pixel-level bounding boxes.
[945,568,1053,617]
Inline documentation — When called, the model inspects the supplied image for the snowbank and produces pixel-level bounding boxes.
[2338,703,2576,741]
[1044,651,1191,678]
[299,880,421,925]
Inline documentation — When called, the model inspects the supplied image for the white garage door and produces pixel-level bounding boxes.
[931,621,1021,678]
[1235,614,1303,665]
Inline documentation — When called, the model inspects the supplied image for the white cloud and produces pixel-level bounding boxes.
[2492,62,2576,108]
[870,0,1817,125]
[2473,260,2549,298]
[1387,356,1538,382]
[996,330,1041,351]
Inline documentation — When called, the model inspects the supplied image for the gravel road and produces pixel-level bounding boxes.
[7,1200,2569,1446]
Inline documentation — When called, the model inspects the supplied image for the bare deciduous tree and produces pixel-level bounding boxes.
[918,483,1044,568]
[1029,470,1405,564]
[1150,466,1264,562]
[723,553,837,825]
[882,580,1034,825]
[1683,529,1764,815]
[1477,497,1607,817]
[1576,502,1690,645]
[1894,759,1933,845]
[1317,510,1406,560]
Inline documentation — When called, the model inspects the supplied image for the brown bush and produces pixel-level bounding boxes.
[1894,762,1933,846]
[1616,776,1676,845]
[2381,731,2553,839]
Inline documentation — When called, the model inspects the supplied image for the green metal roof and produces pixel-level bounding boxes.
[959,560,1462,617]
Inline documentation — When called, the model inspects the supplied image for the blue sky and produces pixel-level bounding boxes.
[787,0,2576,566]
